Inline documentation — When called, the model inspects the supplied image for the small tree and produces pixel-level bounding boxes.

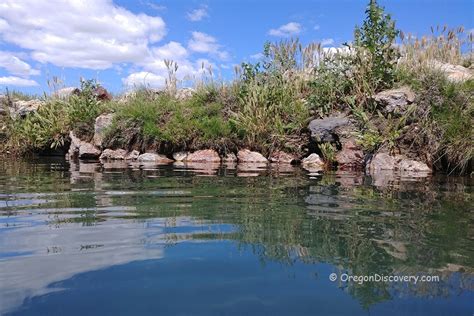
[354,0,399,90]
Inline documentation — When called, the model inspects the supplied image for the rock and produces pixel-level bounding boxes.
[93,113,114,148]
[302,153,325,166]
[365,153,397,173]
[223,153,237,163]
[374,86,415,115]
[336,140,364,170]
[100,149,127,160]
[366,153,431,174]
[237,149,268,163]
[399,159,431,172]
[308,115,351,143]
[175,88,195,101]
[184,149,221,163]
[78,142,101,159]
[125,150,140,160]
[137,153,173,163]
[52,87,80,99]
[93,86,112,101]
[430,61,473,83]
[173,152,189,161]
[10,99,45,118]
[269,151,297,164]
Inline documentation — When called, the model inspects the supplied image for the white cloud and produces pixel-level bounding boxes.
[0,76,38,86]
[0,0,166,69]
[187,6,208,22]
[188,31,229,60]
[250,53,263,60]
[314,25,320,31]
[321,38,335,46]
[122,71,166,88]
[0,51,40,77]
[268,22,302,37]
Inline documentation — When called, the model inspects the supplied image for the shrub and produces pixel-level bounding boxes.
[354,0,399,91]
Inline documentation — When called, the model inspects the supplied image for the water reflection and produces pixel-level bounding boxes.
[0,159,472,315]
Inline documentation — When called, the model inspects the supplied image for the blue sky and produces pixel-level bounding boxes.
[0,0,472,94]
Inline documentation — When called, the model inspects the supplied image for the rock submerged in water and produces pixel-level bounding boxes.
[237,149,268,163]
[184,149,221,163]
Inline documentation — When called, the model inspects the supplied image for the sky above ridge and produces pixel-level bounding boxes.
[0,0,472,94]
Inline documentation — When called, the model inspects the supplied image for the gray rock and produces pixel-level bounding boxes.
[237,149,268,163]
[93,113,114,148]
[100,149,127,160]
[366,153,431,174]
[374,86,415,114]
[138,153,173,163]
[125,150,140,160]
[302,153,325,166]
[67,131,101,160]
[308,115,350,143]
[399,159,431,172]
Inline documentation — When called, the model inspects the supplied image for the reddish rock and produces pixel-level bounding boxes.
[237,149,268,163]
[336,140,364,170]
[93,86,112,101]
[184,149,221,163]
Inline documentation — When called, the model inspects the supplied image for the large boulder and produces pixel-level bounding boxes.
[137,153,173,163]
[93,113,114,148]
[335,140,364,170]
[374,86,415,115]
[269,151,298,164]
[308,115,351,143]
[184,149,221,163]
[100,149,127,160]
[237,149,268,163]
[430,61,473,83]
[366,153,431,174]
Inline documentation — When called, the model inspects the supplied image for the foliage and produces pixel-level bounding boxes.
[319,142,337,165]
[354,0,399,91]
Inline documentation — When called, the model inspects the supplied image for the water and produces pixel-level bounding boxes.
[0,158,472,316]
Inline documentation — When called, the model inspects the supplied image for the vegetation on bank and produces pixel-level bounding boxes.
[0,0,472,172]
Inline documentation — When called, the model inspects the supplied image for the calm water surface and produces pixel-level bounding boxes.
[0,158,473,315]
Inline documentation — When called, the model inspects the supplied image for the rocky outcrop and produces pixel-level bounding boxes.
[175,88,195,101]
[269,151,297,164]
[68,131,101,159]
[184,149,221,162]
[137,153,173,163]
[9,99,45,119]
[366,153,431,174]
[336,140,364,170]
[430,61,473,83]
[237,149,268,163]
[308,115,351,143]
[374,86,415,115]
[93,113,114,148]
